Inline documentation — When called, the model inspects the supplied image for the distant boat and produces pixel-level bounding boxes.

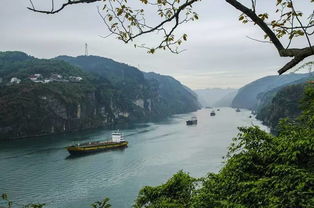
[186,116,197,125]
[66,131,128,155]
[205,106,212,109]
[210,110,216,116]
[236,108,240,112]
[217,109,220,111]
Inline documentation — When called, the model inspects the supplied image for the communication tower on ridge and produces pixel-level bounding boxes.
[85,43,88,56]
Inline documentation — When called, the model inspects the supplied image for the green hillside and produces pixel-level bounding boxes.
[0,52,200,139]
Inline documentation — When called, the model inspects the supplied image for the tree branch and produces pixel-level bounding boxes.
[27,0,101,14]
[225,0,313,74]
[278,46,314,74]
[225,0,284,52]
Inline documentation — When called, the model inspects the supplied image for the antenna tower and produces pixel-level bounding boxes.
[85,43,88,56]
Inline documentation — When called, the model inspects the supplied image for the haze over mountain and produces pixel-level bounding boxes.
[232,73,312,110]
[194,88,237,107]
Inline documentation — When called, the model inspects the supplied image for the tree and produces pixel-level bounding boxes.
[134,170,196,208]
[27,0,314,74]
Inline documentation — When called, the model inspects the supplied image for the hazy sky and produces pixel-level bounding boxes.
[1,0,313,89]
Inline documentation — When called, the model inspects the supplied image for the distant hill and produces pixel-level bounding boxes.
[232,73,312,110]
[194,88,237,107]
[0,52,200,139]
[214,90,238,107]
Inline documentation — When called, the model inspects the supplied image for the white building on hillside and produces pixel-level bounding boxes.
[10,77,21,84]
[29,74,42,81]
[69,76,83,82]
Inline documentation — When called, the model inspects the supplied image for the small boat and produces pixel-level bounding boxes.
[205,106,212,109]
[217,109,220,111]
[210,110,216,116]
[236,108,240,112]
[186,116,197,125]
[66,131,128,155]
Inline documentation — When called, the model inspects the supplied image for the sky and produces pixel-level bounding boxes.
[0,0,313,89]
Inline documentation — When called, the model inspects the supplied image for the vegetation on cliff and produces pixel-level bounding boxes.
[0,51,200,139]
[256,84,305,133]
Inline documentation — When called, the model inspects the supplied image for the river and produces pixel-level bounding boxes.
[0,108,268,208]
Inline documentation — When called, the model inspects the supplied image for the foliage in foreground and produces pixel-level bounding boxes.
[134,85,314,208]
[0,193,111,208]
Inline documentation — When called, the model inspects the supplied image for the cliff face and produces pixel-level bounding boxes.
[0,52,200,139]
[0,83,104,139]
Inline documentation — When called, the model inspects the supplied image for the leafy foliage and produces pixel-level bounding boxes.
[91,197,112,208]
[134,171,196,208]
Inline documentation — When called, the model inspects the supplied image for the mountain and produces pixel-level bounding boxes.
[0,52,200,139]
[144,72,201,116]
[57,55,201,117]
[194,88,237,107]
[232,73,312,110]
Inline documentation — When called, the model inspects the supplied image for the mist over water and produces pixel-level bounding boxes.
[0,108,268,208]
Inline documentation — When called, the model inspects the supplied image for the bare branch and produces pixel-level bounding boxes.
[246,36,272,44]
[27,0,101,14]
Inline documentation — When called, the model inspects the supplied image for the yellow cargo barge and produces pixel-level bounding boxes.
[66,132,128,155]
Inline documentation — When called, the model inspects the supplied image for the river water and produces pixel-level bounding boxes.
[0,108,268,208]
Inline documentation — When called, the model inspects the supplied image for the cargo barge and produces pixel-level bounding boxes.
[66,132,128,155]
[186,116,197,125]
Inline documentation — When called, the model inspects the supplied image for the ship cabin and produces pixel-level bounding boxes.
[111,132,125,143]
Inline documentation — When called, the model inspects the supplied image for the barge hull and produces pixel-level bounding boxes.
[67,142,128,155]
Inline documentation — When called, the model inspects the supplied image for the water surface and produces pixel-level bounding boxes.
[0,108,268,208]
